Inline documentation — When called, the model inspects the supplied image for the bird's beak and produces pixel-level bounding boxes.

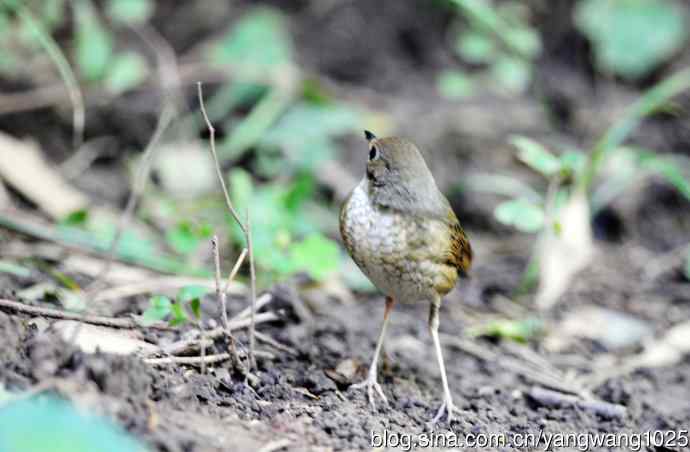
[364,130,376,142]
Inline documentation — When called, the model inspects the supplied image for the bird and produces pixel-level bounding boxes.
[339,130,472,424]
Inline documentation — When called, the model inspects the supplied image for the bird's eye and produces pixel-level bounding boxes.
[369,146,379,161]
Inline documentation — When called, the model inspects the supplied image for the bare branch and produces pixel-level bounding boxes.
[247,209,258,370]
[0,298,171,330]
[197,82,258,370]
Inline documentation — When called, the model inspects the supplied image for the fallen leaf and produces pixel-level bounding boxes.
[536,190,593,309]
[0,132,89,219]
[52,320,159,355]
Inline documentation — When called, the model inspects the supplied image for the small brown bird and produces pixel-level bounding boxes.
[340,131,472,424]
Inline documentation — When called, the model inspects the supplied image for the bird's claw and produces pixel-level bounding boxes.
[430,396,457,425]
[351,376,388,409]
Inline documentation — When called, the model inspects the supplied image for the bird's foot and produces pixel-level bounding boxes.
[351,374,388,409]
[431,394,458,425]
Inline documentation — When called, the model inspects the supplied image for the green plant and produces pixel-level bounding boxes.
[468,317,544,343]
[0,0,151,95]
[0,396,146,452]
[461,68,690,299]
[575,0,688,80]
[438,0,542,98]
[140,285,210,327]
[228,169,341,284]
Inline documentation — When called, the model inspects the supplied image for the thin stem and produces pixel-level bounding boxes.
[198,82,258,370]
[13,4,85,149]
[247,209,257,370]
[197,83,247,235]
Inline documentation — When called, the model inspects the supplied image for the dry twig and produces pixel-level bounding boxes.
[144,349,275,367]
[212,235,246,376]
[160,311,280,356]
[256,439,292,452]
[0,298,171,330]
[527,386,626,419]
[198,82,258,369]
[441,334,587,397]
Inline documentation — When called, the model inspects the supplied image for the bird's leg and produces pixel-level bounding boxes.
[351,296,395,409]
[429,301,457,425]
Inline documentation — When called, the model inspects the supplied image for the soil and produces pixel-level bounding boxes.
[1,1,690,452]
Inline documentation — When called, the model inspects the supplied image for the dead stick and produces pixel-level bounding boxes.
[161,311,280,355]
[223,248,247,296]
[235,292,273,320]
[254,331,298,356]
[198,82,257,369]
[144,349,275,367]
[211,235,245,373]
[257,439,292,452]
[0,298,171,330]
[527,386,627,420]
[247,209,257,370]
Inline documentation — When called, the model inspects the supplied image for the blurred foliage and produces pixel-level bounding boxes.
[0,396,147,452]
[3,0,690,296]
[575,0,688,80]
[140,285,209,327]
[480,68,690,235]
[0,2,363,288]
[197,7,360,286]
[439,0,542,98]
[228,169,340,284]
[0,0,150,94]
[468,317,544,343]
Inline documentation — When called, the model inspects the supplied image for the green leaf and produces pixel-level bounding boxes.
[503,26,541,59]
[177,285,210,303]
[462,172,543,203]
[451,0,501,32]
[283,173,315,212]
[575,0,688,80]
[189,298,201,319]
[104,52,148,94]
[510,135,561,176]
[559,150,587,176]
[637,152,690,201]
[437,70,475,100]
[140,295,171,326]
[494,198,545,233]
[106,0,154,24]
[229,168,254,214]
[60,209,89,227]
[74,0,113,81]
[259,102,360,170]
[169,302,188,326]
[685,250,690,280]
[287,233,340,280]
[166,221,200,255]
[490,54,531,93]
[469,317,544,342]
[209,8,292,79]
[220,88,293,160]
[578,68,690,191]
[0,396,147,452]
[455,31,495,63]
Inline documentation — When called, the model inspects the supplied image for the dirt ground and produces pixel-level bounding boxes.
[1,232,690,451]
[1,1,690,451]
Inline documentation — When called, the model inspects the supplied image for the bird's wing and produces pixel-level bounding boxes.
[443,207,473,276]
